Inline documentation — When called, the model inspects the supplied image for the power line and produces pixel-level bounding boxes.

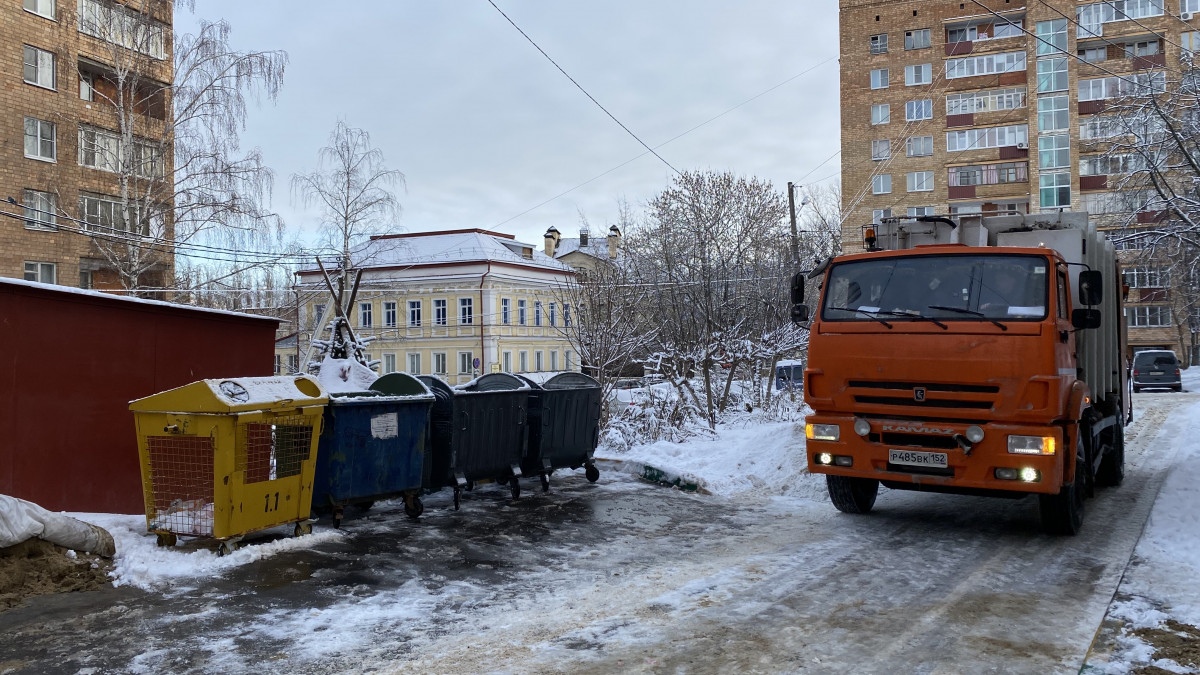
[485,0,680,175]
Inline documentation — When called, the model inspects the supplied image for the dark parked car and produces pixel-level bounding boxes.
[1132,350,1182,393]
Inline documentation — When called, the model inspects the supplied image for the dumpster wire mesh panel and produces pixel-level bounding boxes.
[146,435,215,536]
[237,417,314,484]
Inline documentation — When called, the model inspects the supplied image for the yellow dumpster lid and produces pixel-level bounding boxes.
[129,375,329,413]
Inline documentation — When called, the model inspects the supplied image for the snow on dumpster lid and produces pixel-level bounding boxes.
[129,375,328,413]
[316,355,379,395]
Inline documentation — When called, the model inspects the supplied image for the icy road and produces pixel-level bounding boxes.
[1,392,1195,674]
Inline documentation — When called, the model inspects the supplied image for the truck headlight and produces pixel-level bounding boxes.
[1007,435,1056,455]
[806,423,840,442]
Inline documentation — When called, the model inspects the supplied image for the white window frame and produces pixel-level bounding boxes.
[79,70,94,100]
[535,351,544,372]
[501,297,511,325]
[503,351,512,372]
[905,99,933,121]
[872,140,891,160]
[23,189,56,230]
[563,303,571,327]
[870,68,889,89]
[905,29,931,50]
[1036,19,1068,55]
[1040,172,1072,208]
[434,299,447,326]
[23,0,55,20]
[906,135,933,157]
[520,351,529,372]
[1038,95,1070,132]
[946,87,1026,115]
[534,301,543,327]
[458,351,474,374]
[946,124,1029,152]
[408,300,422,327]
[1037,57,1069,93]
[907,206,936,217]
[1127,305,1172,327]
[946,51,1026,79]
[1124,266,1169,288]
[870,33,888,54]
[550,351,558,371]
[871,104,890,125]
[433,352,448,375]
[518,299,528,325]
[383,301,397,328]
[907,171,934,192]
[1039,134,1070,170]
[77,0,166,59]
[23,261,56,284]
[24,117,56,161]
[905,64,932,86]
[549,302,557,326]
[407,353,421,375]
[359,302,373,328]
[459,298,473,325]
[872,175,892,194]
[383,353,397,374]
[1183,31,1200,55]
[872,208,892,221]
[22,45,55,90]
[1079,46,1108,63]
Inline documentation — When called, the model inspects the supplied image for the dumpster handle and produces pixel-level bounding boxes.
[461,410,469,432]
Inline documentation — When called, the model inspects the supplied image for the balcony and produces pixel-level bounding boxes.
[946,113,974,127]
[1080,175,1108,191]
[1079,100,1106,115]
[998,145,1029,160]
[1133,53,1167,70]
[949,185,977,199]
[1137,210,1167,224]
[946,42,973,56]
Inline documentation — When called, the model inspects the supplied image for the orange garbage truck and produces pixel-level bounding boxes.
[791,212,1129,534]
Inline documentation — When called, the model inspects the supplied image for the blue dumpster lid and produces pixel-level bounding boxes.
[544,372,600,390]
[455,372,530,393]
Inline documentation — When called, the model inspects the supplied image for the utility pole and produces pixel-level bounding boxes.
[788,181,800,265]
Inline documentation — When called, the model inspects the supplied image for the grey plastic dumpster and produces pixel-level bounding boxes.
[311,373,434,526]
[516,373,602,490]
[418,373,529,509]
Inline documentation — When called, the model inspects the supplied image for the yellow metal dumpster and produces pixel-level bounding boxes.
[130,375,328,554]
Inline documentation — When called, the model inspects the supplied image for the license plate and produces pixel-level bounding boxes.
[889,449,949,469]
[1150,371,1164,376]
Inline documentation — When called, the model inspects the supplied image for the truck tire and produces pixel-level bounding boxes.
[1096,421,1125,487]
[1039,438,1086,535]
[827,475,879,514]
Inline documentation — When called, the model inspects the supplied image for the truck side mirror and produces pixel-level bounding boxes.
[1072,308,1101,330]
[791,304,810,323]
[790,272,805,305]
[1078,270,1103,306]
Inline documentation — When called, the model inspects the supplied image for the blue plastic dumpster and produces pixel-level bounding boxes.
[418,373,529,509]
[312,372,434,526]
[516,373,602,491]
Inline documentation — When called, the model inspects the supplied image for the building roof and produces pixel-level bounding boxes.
[300,229,573,275]
[554,237,612,260]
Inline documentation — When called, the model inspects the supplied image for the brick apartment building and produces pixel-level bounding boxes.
[839,0,1200,357]
[3,0,173,292]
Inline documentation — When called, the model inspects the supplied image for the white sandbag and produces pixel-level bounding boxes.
[0,494,116,557]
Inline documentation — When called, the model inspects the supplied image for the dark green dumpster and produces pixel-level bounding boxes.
[312,372,434,526]
[516,372,602,491]
[418,373,529,509]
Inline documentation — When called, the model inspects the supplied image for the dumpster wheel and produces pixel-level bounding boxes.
[217,538,241,557]
[155,532,177,548]
[540,473,550,492]
[453,487,462,511]
[332,507,344,529]
[294,521,313,537]
[404,496,424,519]
[510,476,521,501]
[585,464,600,483]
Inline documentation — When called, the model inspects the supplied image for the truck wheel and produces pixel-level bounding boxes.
[1039,438,1086,535]
[1096,422,1125,487]
[826,475,879,514]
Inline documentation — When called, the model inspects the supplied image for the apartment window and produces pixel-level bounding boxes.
[1079,46,1108,63]
[359,302,373,328]
[1080,116,1124,140]
[79,71,94,100]
[1124,266,1169,288]
[1186,0,1200,13]
[905,64,932,86]
[549,302,557,326]
[1078,72,1166,101]
[459,352,473,374]
[946,124,1029,152]
[503,352,512,372]
[907,171,934,192]
[518,299,527,325]
[433,352,447,375]
[871,140,891,160]
[1038,95,1069,132]
[23,118,56,161]
[993,19,1023,38]
[535,351,544,372]
[383,353,397,374]
[23,0,55,19]
[1183,32,1200,55]
[1037,57,1068,93]
[77,0,166,59]
[1080,153,1154,176]
[408,300,422,327]
[79,192,139,234]
[383,301,397,328]
[872,175,892,194]
[22,46,55,89]
[287,354,299,374]
[1036,19,1068,55]
[1040,172,1071,208]
[870,33,888,54]
[949,162,1029,186]
[905,29,931,50]
[520,351,529,372]
[1125,40,1160,57]
[548,351,558,371]
[565,351,574,371]
[906,135,933,157]
[872,208,892,221]
[407,353,420,375]
[1128,305,1172,327]
[23,190,56,230]
[905,99,932,121]
[946,87,1026,115]
[871,104,890,125]
[23,261,56,284]
[563,303,571,327]
[908,206,936,217]
[501,298,511,325]
[434,299,447,326]
[459,298,473,325]
[947,26,978,43]
[946,51,1026,79]
[313,304,327,330]
[79,270,92,289]
[534,301,543,327]
[78,126,163,178]
[870,68,889,89]
[1039,134,1070,169]
[1078,0,1164,39]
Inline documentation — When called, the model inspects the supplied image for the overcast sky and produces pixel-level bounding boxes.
[177,1,841,249]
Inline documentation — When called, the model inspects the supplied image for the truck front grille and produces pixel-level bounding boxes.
[849,380,997,411]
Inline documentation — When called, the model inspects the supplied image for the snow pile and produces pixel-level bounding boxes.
[317,355,378,394]
[69,513,343,592]
[596,420,826,501]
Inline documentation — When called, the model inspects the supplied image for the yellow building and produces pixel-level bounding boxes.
[295,229,578,385]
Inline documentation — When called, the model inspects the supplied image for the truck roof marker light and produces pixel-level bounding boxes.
[865,227,878,251]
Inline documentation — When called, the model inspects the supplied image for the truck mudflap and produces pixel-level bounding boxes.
[805,415,1066,495]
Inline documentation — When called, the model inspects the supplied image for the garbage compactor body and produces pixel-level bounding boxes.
[311,372,434,523]
[129,375,328,549]
[515,373,603,485]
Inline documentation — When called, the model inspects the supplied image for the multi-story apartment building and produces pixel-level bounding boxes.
[3,0,173,292]
[295,229,577,385]
[839,0,1199,357]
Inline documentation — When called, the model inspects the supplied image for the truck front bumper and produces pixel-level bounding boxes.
[805,414,1066,495]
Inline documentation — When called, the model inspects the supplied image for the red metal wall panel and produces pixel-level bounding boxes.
[0,281,278,514]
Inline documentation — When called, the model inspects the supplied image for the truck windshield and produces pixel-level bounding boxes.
[822,253,1049,322]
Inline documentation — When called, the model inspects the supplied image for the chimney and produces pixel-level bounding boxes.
[544,226,559,257]
[579,229,589,248]
[607,225,621,259]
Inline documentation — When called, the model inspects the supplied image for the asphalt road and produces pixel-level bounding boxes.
[0,392,1191,674]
